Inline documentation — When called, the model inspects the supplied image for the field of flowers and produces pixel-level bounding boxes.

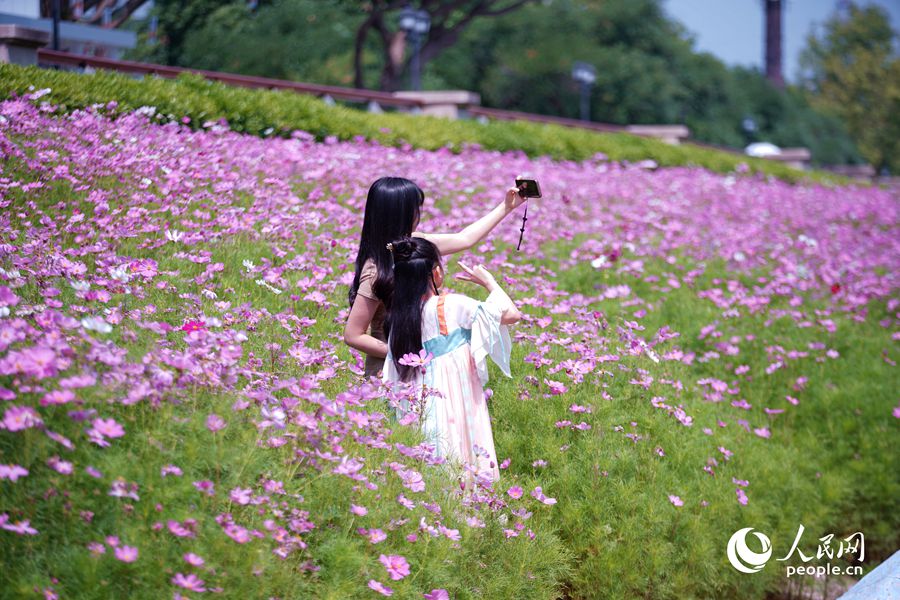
[0,90,898,599]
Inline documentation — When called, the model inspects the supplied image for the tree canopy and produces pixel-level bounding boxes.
[126,0,864,166]
[800,2,900,174]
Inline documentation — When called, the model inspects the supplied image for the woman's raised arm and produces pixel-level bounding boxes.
[414,186,526,256]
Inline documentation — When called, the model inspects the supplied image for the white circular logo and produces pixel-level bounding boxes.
[727,527,772,573]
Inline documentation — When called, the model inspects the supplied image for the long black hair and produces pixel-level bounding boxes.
[349,177,425,308]
[385,237,442,382]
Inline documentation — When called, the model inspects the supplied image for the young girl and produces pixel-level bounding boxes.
[382,237,522,482]
[344,176,526,378]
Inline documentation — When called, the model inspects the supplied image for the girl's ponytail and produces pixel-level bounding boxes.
[385,237,442,382]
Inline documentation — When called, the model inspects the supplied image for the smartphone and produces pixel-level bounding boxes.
[515,177,542,198]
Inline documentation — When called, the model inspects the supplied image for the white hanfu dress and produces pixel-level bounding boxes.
[383,289,512,481]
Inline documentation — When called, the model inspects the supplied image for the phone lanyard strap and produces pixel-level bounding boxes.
[516,203,528,251]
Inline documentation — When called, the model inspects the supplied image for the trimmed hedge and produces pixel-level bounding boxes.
[0,63,842,184]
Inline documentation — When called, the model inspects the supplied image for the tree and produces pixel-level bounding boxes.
[800,3,900,173]
[127,0,250,65]
[429,0,861,165]
[351,0,533,91]
[178,1,361,85]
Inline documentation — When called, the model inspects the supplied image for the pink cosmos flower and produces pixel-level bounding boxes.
[229,487,252,505]
[368,580,393,596]
[350,504,368,516]
[40,389,74,406]
[1,517,38,535]
[167,520,195,538]
[87,541,106,555]
[0,464,28,481]
[108,479,140,501]
[183,552,205,566]
[366,528,387,544]
[439,525,460,541]
[114,545,138,562]
[398,349,433,374]
[398,468,425,492]
[379,554,411,580]
[223,523,250,543]
[206,413,227,432]
[46,456,73,475]
[0,285,19,307]
[193,480,215,496]
[161,464,183,477]
[531,486,557,505]
[92,417,125,439]
[2,405,42,432]
[507,486,523,499]
[736,489,749,505]
[424,590,450,600]
[171,573,206,592]
[181,320,206,332]
[753,427,771,439]
[668,495,684,507]
[543,379,568,395]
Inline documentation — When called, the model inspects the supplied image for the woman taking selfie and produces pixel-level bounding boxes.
[344,176,526,378]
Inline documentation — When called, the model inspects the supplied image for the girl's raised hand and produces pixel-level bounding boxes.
[455,262,498,291]
[505,185,526,211]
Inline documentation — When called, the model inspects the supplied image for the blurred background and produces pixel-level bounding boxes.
[3,0,898,175]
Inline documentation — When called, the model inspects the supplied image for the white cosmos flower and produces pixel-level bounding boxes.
[590,256,608,268]
[797,234,818,248]
[109,267,131,283]
[165,229,183,243]
[81,316,112,333]
[255,279,282,295]
[242,260,255,271]
[201,289,218,300]
[69,280,90,292]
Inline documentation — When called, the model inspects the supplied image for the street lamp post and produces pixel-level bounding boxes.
[741,115,757,145]
[51,0,61,50]
[571,61,597,122]
[398,6,431,91]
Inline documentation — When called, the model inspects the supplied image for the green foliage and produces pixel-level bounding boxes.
[125,0,862,166]
[176,0,363,86]
[799,2,900,174]
[126,0,233,66]
[0,63,845,185]
[430,0,863,166]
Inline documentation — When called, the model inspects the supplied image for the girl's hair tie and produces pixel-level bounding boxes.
[386,242,394,252]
